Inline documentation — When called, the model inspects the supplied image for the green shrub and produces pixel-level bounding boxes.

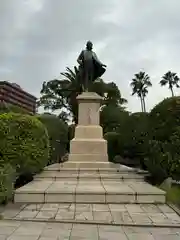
[101,107,129,133]
[0,164,15,204]
[166,127,180,179]
[146,98,180,181]
[144,127,180,182]
[37,113,68,164]
[149,96,180,141]
[0,113,49,176]
[104,132,120,162]
[117,112,149,161]
[144,140,169,184]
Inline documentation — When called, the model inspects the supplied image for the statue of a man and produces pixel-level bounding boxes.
[77,41,107,91]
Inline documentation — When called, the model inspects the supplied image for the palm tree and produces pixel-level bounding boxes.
[160,71,180,97]
[130,71,152,112]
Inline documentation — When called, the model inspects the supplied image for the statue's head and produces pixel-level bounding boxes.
[86,41,93,50]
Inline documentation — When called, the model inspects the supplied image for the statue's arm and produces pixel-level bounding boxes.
[77,50,83,65]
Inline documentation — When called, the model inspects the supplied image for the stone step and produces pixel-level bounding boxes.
[2,203,180,227]
[45,162,148,174]
[14,180,166,204]
[34,171,146,181]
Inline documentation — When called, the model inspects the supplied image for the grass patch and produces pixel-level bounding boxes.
[160,183,180,206]
[166,186,180,205]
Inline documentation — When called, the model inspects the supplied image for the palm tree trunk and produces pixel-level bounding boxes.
[142,96,146,112]
[170,87,174,97]
[140,96,144,112]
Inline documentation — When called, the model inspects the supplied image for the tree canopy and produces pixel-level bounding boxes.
[38,66,127,123]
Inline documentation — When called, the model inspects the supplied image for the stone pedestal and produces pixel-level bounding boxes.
[68,92,108,162]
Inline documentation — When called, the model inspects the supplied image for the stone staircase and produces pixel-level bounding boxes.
[14,161,166,204]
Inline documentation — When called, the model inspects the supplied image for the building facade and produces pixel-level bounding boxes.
[0,81,37,113]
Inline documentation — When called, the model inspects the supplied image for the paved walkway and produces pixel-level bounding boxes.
[0,220,180,240]
[0,203,180,239]
[1,203,180,227]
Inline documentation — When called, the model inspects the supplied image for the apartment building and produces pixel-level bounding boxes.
[0,81,37,113]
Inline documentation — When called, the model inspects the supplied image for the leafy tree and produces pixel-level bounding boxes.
[103,82,127,107]
[100,107,129,133]
[130,71,152,112]
[160,71,180,97]
[117,112,149,160]
[58,111,69,123]
[37,113,68,164]
[149,96,180,141]
[38,66,81,123]
[39,66,127,124]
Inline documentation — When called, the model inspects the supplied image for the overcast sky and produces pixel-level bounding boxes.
[0,0,180,112]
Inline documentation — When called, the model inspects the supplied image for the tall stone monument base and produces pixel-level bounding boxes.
[68,92,108,162]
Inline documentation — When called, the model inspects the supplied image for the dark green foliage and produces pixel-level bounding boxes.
[104,132,120,162]
[0,113,49,176]
[104,112,149,165]
[144,129,180,183]
[68,124,75,141]
[117,112,149,160]
[143,140,169,184]
[100,107,129,133]
[0,164,15,204]
[37,113,68,164]
[144,97,180,181]
[149,96,180,141]
[66,124,75,152]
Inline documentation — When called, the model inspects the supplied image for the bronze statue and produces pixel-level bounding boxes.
[77,41,107,91]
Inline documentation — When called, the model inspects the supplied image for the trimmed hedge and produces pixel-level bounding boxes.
[0,113,49,176]
[0,164,15,204]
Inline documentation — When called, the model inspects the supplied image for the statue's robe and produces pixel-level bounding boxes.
[77,50,106,90]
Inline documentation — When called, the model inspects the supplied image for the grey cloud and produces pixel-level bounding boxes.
[0,0,180,112]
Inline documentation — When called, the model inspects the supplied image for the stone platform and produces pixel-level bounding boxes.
[14,162,165,204]
[1,162,180,239]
